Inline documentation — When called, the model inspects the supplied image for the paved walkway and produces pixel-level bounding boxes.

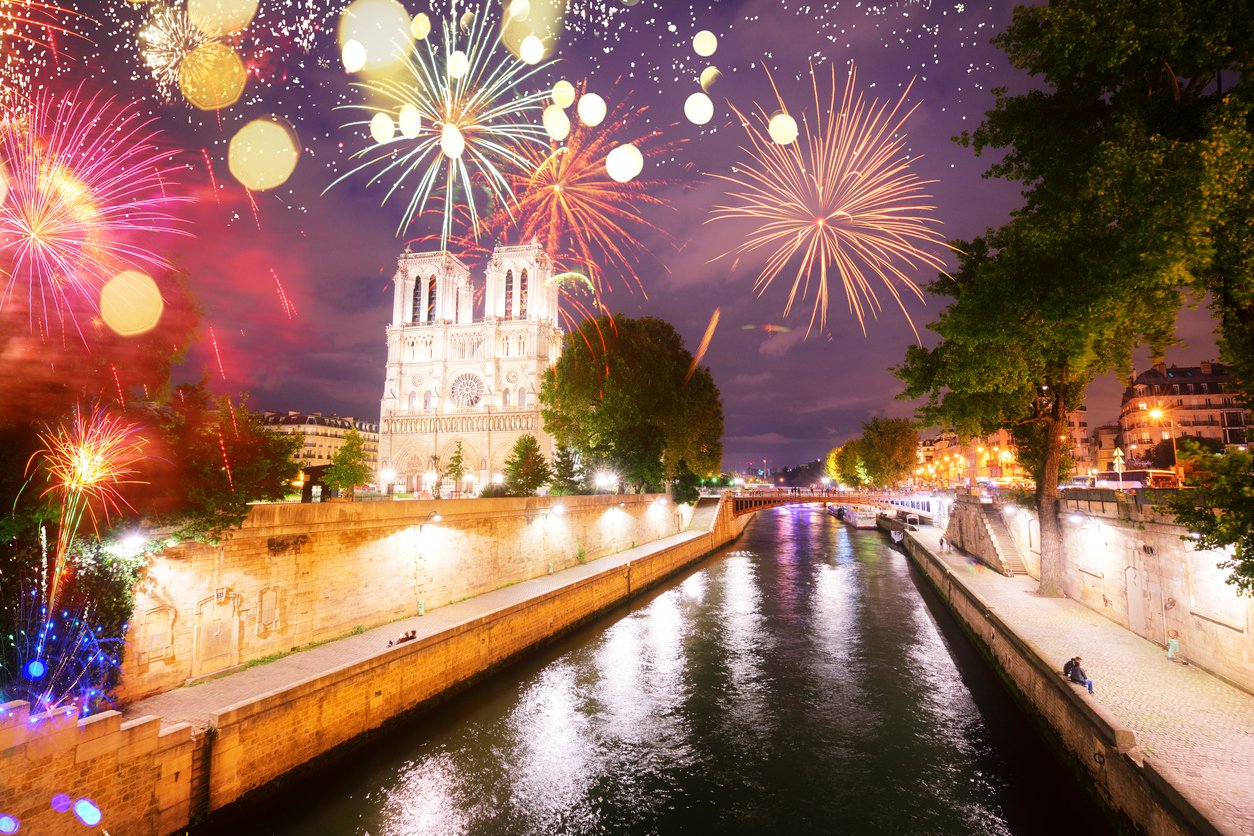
[909,528,1254,835]
[122,528,709,730]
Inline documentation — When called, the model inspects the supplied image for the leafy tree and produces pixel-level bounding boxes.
[323,428,371,499]
[503,434,551,497]
[426,454,444,499]
[549,446,583,496]
[670,459,700,506]
[444,440,466,497]
[823,447,840,483]
[834,441,869,488]
[859,417,918,487]
[540,315,724,492]
[1165,443,1254,595]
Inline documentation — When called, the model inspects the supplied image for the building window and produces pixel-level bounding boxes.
[407,392,418,411]
[426,276,437,322]
[504,269,514,318]
[502,388,511,407]
[138,608,173,664]
[1138,402,1147,410]
[411,281,421,324]
[520,269,528,317]
[424,390,434,410]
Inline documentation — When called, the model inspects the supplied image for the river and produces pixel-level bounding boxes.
[204,507,1110,835]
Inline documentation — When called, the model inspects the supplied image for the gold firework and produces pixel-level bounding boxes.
[710,64,948,335]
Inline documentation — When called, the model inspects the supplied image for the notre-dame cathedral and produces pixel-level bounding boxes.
[376,240,563,494]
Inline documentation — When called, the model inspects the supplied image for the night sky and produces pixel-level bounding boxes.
[7,0,1220,470]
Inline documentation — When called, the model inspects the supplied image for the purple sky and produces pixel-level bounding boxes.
[43,0,1221,470]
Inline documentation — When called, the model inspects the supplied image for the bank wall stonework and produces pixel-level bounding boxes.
[119,495,686,702]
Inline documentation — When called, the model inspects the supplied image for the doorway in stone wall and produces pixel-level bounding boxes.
[193,591,240,678]
[1125,565,1146,639]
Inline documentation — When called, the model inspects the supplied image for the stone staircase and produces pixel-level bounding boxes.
[687,497,720,532]
[981,505,1029,576]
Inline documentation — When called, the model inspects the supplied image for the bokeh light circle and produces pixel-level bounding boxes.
[370,111,395,144]
[100,271,164,336]
[768,111,799,145]
[187,0,258,38]
[693,30,718,57]
[178,42,246,110]
[72,800,101,828]
[440,123,465,158]
[684,92,714,125]
[410,11,431,39]
[577,93,606,127]
[460,10,475,31]
[448,50,469,79]
[700,66,722,92]
[50,794,72,814]
[341,39,367,73]
[606,143,643,182]
[552,80,575,109]
[519,35,545,65]
[0,814,17,835]
[508,0,530,21]
[228,116,301,190]
[542,105,571,141]
[337,0,412,73]
[399,104,422,138]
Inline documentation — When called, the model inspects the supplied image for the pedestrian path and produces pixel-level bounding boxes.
[911,528,1254,835]
[122,528,709,731]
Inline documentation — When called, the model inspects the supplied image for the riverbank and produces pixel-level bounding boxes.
[903,528,1254,835]
[0,498,747,835]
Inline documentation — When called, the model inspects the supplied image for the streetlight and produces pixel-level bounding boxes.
[1148,406,1182,484]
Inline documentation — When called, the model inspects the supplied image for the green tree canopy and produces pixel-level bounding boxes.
[859,417,919,487]
[834,442,869,488]
[549,446,583,496]
[323,428,371,498]
[1166,443,1254,595]
[540,315,724,492]
[503,434,551,497]
[670,459,700,506]
[444,440,466,496]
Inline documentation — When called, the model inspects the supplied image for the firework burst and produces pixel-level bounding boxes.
[137,1,209,102]
[0,0,84,109]
[709,64,948,335]
[332,7,552,247]
[0,87,190,339]
[502,86,683,296]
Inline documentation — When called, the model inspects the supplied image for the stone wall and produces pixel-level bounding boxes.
[991,493,1254,695]
[0,703,194,836]
[119,495,687,703]
[903,534,1224,836]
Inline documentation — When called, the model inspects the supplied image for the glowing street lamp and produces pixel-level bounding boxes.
[1148,406,1182,483]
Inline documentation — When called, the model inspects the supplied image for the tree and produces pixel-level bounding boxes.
[503,434,551,497]
[323,429,371,499]
[670,459,700,506]
[445,440,466,497]
[540,315,724,492]
[859,417,918,487]
[549,446,583,496]
[1166,443,1254,595]
[834,442,869,488]
[824,446,840,483]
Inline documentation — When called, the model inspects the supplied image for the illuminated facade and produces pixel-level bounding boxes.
[261,411,379,471]
[376,241,562,494]
[1119,361,1250,461]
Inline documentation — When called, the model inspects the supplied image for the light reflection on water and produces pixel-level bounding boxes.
[217,508,1106,836]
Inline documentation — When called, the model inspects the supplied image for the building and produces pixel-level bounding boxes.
[1066,406,1092,473]
[1088,424,1122,474]
[915,429,1028,487]
[375,241,563,494]
[1118,361,1250,461]
[261,411,379,472]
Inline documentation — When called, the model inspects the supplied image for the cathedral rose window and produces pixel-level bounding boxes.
[450,373,484,407]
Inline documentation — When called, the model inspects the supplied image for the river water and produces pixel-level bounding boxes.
[209,508,1109,835]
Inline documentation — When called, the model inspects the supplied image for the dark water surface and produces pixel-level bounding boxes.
[208,509,1110,835]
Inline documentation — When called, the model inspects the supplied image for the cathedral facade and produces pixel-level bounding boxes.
[376,241,562,495]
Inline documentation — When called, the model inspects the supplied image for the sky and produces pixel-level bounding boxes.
[1,0,1221,470]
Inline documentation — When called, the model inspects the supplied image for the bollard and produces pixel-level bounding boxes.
[418,599,426,616]
[548,561,554,574]
[1167,637,1179,659]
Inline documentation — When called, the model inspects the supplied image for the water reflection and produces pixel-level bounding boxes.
[216,509,1106,836]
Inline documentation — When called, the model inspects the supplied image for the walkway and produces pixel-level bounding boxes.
[122,528,709,731]
[909,528,1254,835]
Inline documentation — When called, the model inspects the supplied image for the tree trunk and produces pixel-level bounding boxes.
[1036,393,1067,597]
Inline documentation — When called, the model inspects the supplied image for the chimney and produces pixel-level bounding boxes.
[1200,360,1213,375]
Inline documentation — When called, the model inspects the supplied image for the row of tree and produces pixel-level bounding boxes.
[892,0,1254,595]
[824,418,920,489]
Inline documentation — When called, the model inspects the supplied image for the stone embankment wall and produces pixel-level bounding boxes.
[945,492,1253,694]
[119,494,688,702]
[903,534,1224,836]
[1,496,746,835]
[0,705,194,836]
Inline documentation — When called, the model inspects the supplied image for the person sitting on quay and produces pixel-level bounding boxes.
[1068,656,1095,694]
[388,629,417,647]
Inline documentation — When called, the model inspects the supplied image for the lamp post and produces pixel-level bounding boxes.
[1148,406,1181,484]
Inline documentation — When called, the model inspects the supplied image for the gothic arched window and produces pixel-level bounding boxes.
[411,280,422,324]
[520,269,528,318]
[518,389,528,407]
[423,390,434,410]
[502,389,511,407]
[426,276,437,322]
[504,269,514,319]
[407,392,418,411]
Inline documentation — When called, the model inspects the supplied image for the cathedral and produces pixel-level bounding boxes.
[376,240,563,495]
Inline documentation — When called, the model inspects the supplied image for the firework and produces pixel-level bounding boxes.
[502,86,682,296]
[0,0,84,109]
[0,88,189,339]
[33,405,147,612]
[138,1,209,102]
[685,307,719,384]
[709,64,947,335]
[332,8,552,247]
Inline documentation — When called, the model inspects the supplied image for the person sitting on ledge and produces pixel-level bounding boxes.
[388,629,417,647]
[1069,656,1095,694]
[1063,657,1077,678]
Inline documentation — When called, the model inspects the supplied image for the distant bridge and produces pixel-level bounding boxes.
[726,490,941,522]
